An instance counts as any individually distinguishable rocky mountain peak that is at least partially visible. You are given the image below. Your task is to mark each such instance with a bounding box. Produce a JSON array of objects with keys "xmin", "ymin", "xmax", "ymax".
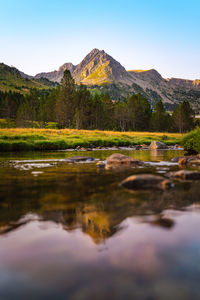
[{"xmin": 32, "ymin": 49, "xmax": 200, "ymax": 111}]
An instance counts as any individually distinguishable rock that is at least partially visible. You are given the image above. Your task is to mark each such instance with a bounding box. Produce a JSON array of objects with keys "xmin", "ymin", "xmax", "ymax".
[
  {"xmin": 172, "ymin": 156, "xmax": 200, "ymax": 165},
  {"xmin": 171, "ymin": 156, "xmax": 185, "ymax": 162},
  {"xmin": 178, "ymin": 157, "xmax": 188, "ymax": 166},
  {"xmin": 167, "ymin": 170, "xmax": 200, "ymax": 180},
  {"xmin": 135, "ymin": 145, "xmax": 142, "ymax": 150},
  {"xmin": 65, "ymin": 156, "xmax": 95, "ymax": 163},
  {"xmin": 188, "ymin": 159, "xmax": 200, "ymax": 165},
  {"xmin": 150, "ymin": 217, "xmax": 174, "ymax": 229},
  {"xmin": 174, "ymin": 144, "xmax": 182, "ymax": 149},
  {"xmin": 141, "ymin": 144, "xmax": 149, "ymax": 149},
  {"xmin": 96, "ymin": 161, "xmax": 106, "ymax": 168},
  {"xmin": 150, "ymin": 141, "xmax": 168, "ymax": 150},
  {"xmin": 120, "ymin": 174, "xmax": 172, "ymax": 190},
  {"xmin": 106, "ymin": 153, "xmax": 143, "ymax": 166}
]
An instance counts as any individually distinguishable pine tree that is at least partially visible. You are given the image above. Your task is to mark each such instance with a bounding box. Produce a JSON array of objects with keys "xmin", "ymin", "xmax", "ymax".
[
  {"xmin": 56, "ymin": 70, "xmax": 75, "ymax": 128},
  {"xmin": 73, "ymin": 84, "xmax": 91, "ymax": 129},
  {"xmin": 151, "ymin": 100, "xmax": 170, "ymax": 132},
  {"xmin": 172, "ymin": 101, "xmax": 194, "ymax": 133},
  {"xmin": 128, "ymin": 93, "xmax": 152, "ymax": 131}
]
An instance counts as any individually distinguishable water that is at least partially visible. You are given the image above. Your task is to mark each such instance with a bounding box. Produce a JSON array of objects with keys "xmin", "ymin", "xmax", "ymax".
[{"xmin": 1, "ymin": 149, "xmax": 200, "ymax": 299}]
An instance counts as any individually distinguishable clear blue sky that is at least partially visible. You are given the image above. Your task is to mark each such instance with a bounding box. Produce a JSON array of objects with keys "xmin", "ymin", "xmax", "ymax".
[{"xmin": 1, "ymin": 0, "xmax": 200, "ymax": 79}]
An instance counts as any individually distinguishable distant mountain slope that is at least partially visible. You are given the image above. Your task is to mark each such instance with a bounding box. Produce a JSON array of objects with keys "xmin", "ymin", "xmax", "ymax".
[
  {"xmin": 35, "ymin": 63, "xmax": 76, "ymax": 83},
  {"xmin": 127, "ymin": 69, "xmax": 200, "ymax": 110},
  {"xmin": 0, "ymin": 63, "xmax": 55, "ymax": 93}
]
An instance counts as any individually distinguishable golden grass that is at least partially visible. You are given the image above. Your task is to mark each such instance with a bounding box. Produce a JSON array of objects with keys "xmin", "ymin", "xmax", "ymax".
[
  {"xmin": 0, "ymin": 128, "xmax": 183, "ymax": 151},
  {"xmin": 0, "ymin": 128, "xmax": 182, "ymax": 137}
]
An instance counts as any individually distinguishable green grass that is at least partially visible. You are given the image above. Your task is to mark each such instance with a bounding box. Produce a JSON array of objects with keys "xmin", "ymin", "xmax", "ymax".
[{"xmin": 0, "ymin": 128, "xmax": 182, "ymax": 152}]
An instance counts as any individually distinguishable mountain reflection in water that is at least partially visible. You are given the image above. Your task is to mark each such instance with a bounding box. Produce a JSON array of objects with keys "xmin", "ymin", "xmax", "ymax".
[{"xmin": 1, "ymin": 150, "xmax": 200, "ymax": 299}]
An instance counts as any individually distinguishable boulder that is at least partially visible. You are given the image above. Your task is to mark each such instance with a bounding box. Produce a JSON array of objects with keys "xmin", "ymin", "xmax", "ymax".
[
  {"xmin": 65, "ymin": 156, "xmax": 95, "ymax": 163},
  {"xmin": 120, "ymin": 174, "xmax": 172, "ymax": 190},
  {"xmin": 150, "ymin": 217, "xmax": 174, "ymax": 229},
  {"xmin": 135, "ymin": 145, "xmax": 142, "ymax": 150},
  {"xmin": 96, "ymin": 161, "xmax": 106, "ymax": 168},
  {"xmin": 178, "ymin": 157, "xmax": 188, "ymax": 166},
  {"xmin": 141, "ymin": 144, "xmax": 149, "ymax": 149},
  {"xmin": 167, "ymin": 170, "xmax": 200, "ymax": 180},
  {"xmin": 188, "ymin": 159, "xmax": 200, "ymax": 165},
  {"xmin": 172, "ymin": 156, "xmax": 200, "ymax": 165},
  {"xmin": 106, "ymin": 153, "xmax": 143, "ymax": 166},
  {"xmin": 150, "ymin": 141, "xmax": 168, "ymax": 150},
  {"xmin": 171, "ymin": 156, "xmax": 185, "ymax": 162}
]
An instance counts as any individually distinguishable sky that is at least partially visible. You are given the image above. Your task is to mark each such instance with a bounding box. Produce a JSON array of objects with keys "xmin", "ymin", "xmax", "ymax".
[{"xmin": 1, "ymin": 0, "xmax": 200, "ymax": 79}]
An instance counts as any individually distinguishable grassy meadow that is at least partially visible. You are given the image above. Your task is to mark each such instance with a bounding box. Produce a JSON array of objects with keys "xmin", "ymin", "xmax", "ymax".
[{"xmin": 0, "ymin": 128, "xmax": 182, "ymax": 151}]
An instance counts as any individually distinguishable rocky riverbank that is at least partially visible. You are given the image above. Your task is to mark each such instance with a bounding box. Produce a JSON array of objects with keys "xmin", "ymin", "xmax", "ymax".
[{"xmin": 66, "ymin": 141, "xmax": 183, "ymax": 152}]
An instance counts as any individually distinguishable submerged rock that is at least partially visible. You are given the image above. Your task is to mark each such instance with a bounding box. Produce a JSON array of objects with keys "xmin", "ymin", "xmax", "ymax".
[
  {"xmin": 171, "ymin": 156, "xmax": 185, "ymax": 162},
  {"xmin": 65, "ymin": 156, "xmax": 95, "ymax": 163},
  {"xmin": 172, "ymin": 156, "xmax": 200, "ymax": 166},
  {"xmin": 187, "ymin": 158, "xmax": 200, "ymax": 166},
  {"xmin": 106, "ymin": 153, "xmax": 143, "ymax": 167},
  {"xmin": 135, "ymin": 145, "xmax": 142, "ymax": 150},
  {"xmin": 150, "ymin": 217, "xmax": 174, "ymax": 229},
  {"xmin": 140, "ymin": 144, "xmax": 149, "ymax": 149},
  {"xmin": 120, "ymin": 174, "xmax": 172, "ymax": 190},
  {"xmin": 96, "ymin": 161, "xmax": 106, "ymax": 168},
  {"xmin": 150, "ymin": 141, "xmax": 168, "ymax": 150},
  {"xmin": 167, "ymin": 170, "xmax": 200, "ymax": 180}
]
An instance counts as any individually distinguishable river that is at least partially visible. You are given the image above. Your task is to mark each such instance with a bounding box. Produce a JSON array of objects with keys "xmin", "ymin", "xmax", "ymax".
[{"xmin": 1, "ymin": 149, "xmax": 200, "ymax": 299}]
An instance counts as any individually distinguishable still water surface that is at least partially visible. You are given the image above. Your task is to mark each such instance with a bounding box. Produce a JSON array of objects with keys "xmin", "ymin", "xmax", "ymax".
[{"xmin": 1, "ymin": 150, "xmax": 200, "ymax": 299}]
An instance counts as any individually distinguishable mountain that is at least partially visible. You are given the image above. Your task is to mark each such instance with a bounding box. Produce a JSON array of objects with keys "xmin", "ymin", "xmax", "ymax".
[
  {"xmin": 0, "ymin": 63, "xmax": 57, "ymax": 93},
  {"xmin": 36, "ymin": 49, "xmax": 131, "ymax": 85},
  {"xmin": 35, "ymin": 49, "xmax": 200, "ymax": 110},
  {"xmin": 72, "ymin": 48, "xmax": 132, "ymax": 85},
  {"xmin": 35, "ymin": 62, "xmax": 76, "ymax": 83},
  {"xmin": 1, "ymin": 49, "xmax": 200, "ymax": 110},
  {"xmin": 127, "ymin": 69, "xmax": 200, "ymax": 110}
]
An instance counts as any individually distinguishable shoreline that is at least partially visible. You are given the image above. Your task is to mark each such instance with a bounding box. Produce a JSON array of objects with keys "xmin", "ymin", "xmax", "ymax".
[{"xmin": 0, "ymin": 128, "xmax": 182, "ymax": 152}]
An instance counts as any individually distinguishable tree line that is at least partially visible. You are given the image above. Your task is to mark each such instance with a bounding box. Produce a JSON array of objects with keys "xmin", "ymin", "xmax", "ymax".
[{"xmin": 0, "ymin": 70, "xmax": 196, "ymax": 133}]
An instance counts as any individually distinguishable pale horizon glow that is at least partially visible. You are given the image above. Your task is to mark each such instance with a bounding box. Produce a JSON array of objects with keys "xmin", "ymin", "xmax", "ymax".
[{"xmin": 1, "ymin": 0, "xmax": 200, "ymax": 80}]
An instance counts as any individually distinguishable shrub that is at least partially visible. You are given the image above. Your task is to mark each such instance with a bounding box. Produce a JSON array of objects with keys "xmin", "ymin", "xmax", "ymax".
[
  {"xmin": 181, "ymin": 128, "xmax": 200, "ymax": 153},
  {"xmin": 161, "ymin": 135, "xmax": 168, "ymax": 141},
  {"xmin": 34, "ymin": 140, "xmax": 67, "ymax": 150}
]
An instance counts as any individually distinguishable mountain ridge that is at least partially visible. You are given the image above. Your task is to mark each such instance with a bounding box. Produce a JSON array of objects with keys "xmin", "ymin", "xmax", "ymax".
[
  {"xmin": 0, "ymin": 63, "xmax": 57, "ymax": 93},
  {"xmin": 1, "ymin": 49, "xmax": 200, "ymax": 110}
]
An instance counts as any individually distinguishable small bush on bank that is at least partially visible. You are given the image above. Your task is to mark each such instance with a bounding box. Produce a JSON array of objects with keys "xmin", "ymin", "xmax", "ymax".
[{"xmin": 181, "ymin": 128, "xmax": 200, "ymax": 153}]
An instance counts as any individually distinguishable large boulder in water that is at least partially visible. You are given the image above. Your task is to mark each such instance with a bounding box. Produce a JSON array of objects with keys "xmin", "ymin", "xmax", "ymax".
[
  {"xmin": 150, "ymin": 141, "xmax": 168, "ymax": 150},
  {"xmin": 106, "ymin": 153, "xmax": 143, "ymax": 167},
  {"xmin": 121, "ymin": 174, "xmax": 172, "ymax": 190},
  {"xmin": 167, "ymin": 170, "xmax": 200, "ymax": 180}
]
